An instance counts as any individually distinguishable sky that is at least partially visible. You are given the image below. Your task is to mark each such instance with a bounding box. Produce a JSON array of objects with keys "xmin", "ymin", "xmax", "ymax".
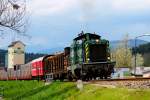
[{"xmin": 1, "ymin": 0, "xmax": 150, "ymax": 53}]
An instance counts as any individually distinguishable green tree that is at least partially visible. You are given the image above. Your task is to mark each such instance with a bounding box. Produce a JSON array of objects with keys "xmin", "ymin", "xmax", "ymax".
[
  {"xmin": 111, "ymin": 34, "xmax": 144, "ymax": 68},
  {"xmin": 111, "ymin": 34, "xmax": 132, "ymax": 68}
]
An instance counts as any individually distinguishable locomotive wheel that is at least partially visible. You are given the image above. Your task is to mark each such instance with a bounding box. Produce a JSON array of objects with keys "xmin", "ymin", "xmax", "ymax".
[
  {"xmin": 53, "ymin": 75, "xmax": 56, "ymax": 81},
  {"xmin": 67, "ymin": 71, "xmax": 73, "ymax": 81},
  {"xmin": 68, "ymin": 76, "xmax": 73, "ymax": 81},
  {"xmin": 104, "ymin": 76, "xmax": 107, "ymax": 79},
  {"xmin": 104, "ymin": 70, "xmax": 108, "ymax": 79},
  {"xmin": 82, "ymin": 76, "xmax": 86, "ymax": 81},
  {"xmin": 81, "ymin": 74, "xmax": 87, "ymax": 81},
  {"xmin": 74, "ymin": 68, "xmax": 81, "ymax": 80},
  {"xmin": 93, "ymin": 75, "xmax": 96, "ymax": 80},
  {"xmin": 60, "ymin": 74, "xmax": 64, "ymax": 82},
  {"xmin": 99, "ymin": 73, "xmax": 103, "ymax": 79},
  {"xmin": 100, "ymin": 76, "xmax": 103, "ymax": 79}
]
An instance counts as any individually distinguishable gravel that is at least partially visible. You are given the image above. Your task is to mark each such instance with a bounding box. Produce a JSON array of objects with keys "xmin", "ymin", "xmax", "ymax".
[{"xmin": 89, "ymin": 80, "xmax": 150, "ymax": 89}]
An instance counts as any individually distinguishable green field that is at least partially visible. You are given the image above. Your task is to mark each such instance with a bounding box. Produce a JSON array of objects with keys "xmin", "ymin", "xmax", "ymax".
[{"xmin": 0, "ymin": 80, "xmax": 150, "ymax": 100}]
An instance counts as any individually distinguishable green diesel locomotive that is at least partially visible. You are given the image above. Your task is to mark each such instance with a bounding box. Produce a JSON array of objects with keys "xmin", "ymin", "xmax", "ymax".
[{"xmin": 68, "ymin": 32, "xmax": 115, "ymax": 80}]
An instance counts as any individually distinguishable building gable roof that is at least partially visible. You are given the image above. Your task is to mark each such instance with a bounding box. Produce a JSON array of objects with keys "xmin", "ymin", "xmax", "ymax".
[{"xmin": 8, "ymin": 41, "xmax": 25, "ymax": 47}]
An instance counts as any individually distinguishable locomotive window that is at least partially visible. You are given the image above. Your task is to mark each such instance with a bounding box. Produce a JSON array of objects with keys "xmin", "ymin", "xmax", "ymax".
[
  {"xmin": 89, "ymin": 44, "xmax": 107, "ymax": 62},
  {"xmin": 76, "ymin": 40, "xmax": 82, "ymax": 44}
]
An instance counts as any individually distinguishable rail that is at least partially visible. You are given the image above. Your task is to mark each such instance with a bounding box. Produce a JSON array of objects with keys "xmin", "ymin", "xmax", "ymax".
[{"xmin": 89, "ymin": 77, "xmax": 150, "ymax": 82}]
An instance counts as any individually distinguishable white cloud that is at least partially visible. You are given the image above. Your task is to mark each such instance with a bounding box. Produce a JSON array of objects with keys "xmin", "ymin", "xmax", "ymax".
[
  {"xmin": 27, "ymin": 0, "xmax": 150, "ymax": 17},
  {"xmin": 27, "ymin": 0, "xmax": 77, "ymax": 16},
  {"xmin": 111, "ymin": 0, "xmax": 150, "ymax": 12},
  {"xmin": 24, "ymin": 0, "xmax": 150, "ymax": 51},
  {"xmin": 78, "ymin": 0, "xmax": 150, "ymax": 13}
]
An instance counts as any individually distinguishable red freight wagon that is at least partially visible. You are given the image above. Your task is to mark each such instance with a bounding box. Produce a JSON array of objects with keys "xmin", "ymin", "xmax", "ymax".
[
  {"xmin": 31, "ymin": 57, "xmax": 44, "ymax": 77},
  {"xmin": 31, "ymin": 55, "xmax": 53, "ymax": 80}
]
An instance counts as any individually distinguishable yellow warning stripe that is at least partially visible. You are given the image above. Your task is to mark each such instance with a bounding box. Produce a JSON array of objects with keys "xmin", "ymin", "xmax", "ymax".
[
  {"xmin": 85, "ymin": 44, "xmax": 88, "ymax": 48},
  {"xmin": 85, "ymin": 43, "xmax": 89, "ymax": 63}
]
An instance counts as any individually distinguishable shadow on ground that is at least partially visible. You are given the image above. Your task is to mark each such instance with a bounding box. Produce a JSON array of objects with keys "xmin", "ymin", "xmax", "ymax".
[
  {"xmin": 12, "ymin": 85, "xmax": 50, "ymax": 100},
  {"xmin": 40, "ymin": 85, "xmax": 76, "ymax": 100}
]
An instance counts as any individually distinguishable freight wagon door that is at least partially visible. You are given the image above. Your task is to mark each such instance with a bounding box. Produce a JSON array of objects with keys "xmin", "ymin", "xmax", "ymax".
[{"xmin": 89, "ymin": 44, "xmax": 107, "ymax": 62}]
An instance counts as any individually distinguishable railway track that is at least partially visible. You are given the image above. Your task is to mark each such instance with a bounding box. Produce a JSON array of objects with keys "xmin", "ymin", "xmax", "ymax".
[
  {"xmin": 87, "ymin": 77, "xmax": 150, "ymax": 89},
  {"xmin": 89, "ymin": 77, "xmax": 150, "ymax": 82}
]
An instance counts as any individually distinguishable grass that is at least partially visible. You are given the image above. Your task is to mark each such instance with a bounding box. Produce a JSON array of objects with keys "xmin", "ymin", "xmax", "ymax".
[
  {"xmin": 0, "ymin": 80, "xmax": 150, "ymax": 100},
  {"xmin": 124, "ymin": 71, "xmax": 131, "ymax": 76}
]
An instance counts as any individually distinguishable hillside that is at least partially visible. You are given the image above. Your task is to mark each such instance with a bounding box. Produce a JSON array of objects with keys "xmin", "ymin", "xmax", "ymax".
[
  {"xmin": 134, "ymin": 42, "xmax": 150, "ymax": 54},
  {"xmin": 133, "ymin": 43, "xmax": 150, "ymax": 66},
  {"xmin": 110, "ymin": 39, "xmax": 148, "ymax": 49},
  {"xmin": 35, "ymin": 39, "xmax": 148, "ymax": 54}
]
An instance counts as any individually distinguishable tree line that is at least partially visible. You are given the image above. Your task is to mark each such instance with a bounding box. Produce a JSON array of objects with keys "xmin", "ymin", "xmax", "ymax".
[
  {"xmin": 111, "ymin": 34, "xmax": 150, "ymax": 68},
  {"xmin": 0, "ymin": 49, "xmax": 47, "ymax": 67},
  {"xmin": 132, "ymin": 43, "xmax": 150, "ymax": 66}
]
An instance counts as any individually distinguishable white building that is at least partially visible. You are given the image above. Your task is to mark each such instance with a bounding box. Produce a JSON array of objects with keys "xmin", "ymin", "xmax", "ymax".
[
  {"xmin": 143, "ymin": 71, "xmax": 150, "ymax": 77},
  {"xmin": 131, "ymin": 67, "xmax": 150, "ymax": 77},
  {"xmin": 112, "ymin": 67, "xmax": 130, "ymax": 78},
  {"xmin": 8, "ymin": 41, "xmax": 25, "ymax": 68}
]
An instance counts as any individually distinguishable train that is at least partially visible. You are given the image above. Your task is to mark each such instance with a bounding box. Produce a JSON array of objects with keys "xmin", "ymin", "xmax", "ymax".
[{"xmin": 0, "ymin": 32, "xmax": 115, "ymax": 81}]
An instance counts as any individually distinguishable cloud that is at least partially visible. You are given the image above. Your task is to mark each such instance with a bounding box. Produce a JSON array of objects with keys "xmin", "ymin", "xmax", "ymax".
[
  {"xmin": 24, "ymin": 36, "xmax": 49, "ymax": 48},
  {"xmin": 78, "ymin": 0, "xmax": 150, "ymax": 15},
  {"xmin": 27, "ymin": 0, "xmax": 150, "ymax": 19},
  {"xmin": 23, "ymin": 0, "xmax": 150, "ymax": 52},
  {"xmin": 27, "ymin": 0, "xmax": 77, "ymax": 16},
  {"xmin": 111, "ymin": 0, "xmax": 150, "ymax": 12},
  {"xmin": 75, "ymin": 0, "xmax": 150, "ymax": 24}
]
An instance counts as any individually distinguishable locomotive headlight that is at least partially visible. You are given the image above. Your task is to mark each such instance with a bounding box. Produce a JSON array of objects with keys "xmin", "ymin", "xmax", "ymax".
[
  {"xmin": 107, "ymin": 57, "xmax": 110, "ymax": 60},
  {"xmin": 96, "ymin": 39, "xmax": 99, "ymax": 43}
]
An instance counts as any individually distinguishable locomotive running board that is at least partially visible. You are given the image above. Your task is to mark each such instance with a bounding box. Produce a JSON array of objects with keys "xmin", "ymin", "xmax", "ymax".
[{"xmin": 83, "ymin": 61, "xmax": 116, "ymax": 65}]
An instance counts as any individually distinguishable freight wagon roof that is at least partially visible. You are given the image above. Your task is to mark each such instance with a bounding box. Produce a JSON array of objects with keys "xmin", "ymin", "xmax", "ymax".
[
  {"xmin": 31, "ymin": 57, "xmax": 44, "ymax": 63},
  {"xmin": 31, "ymin": 55, "xmax": 53, "ymax": 63}
]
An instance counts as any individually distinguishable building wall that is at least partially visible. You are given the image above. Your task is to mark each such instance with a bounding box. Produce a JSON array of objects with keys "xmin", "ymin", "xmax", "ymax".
[
  {"xmin": 13, "ymin": 42, "xmax": 25, "ymax": 65},
  {"xmin": 8, "ymin": 47, "xmax": 14, "ymax": 68},
  {"xmin": 8, "ymin": 42, "xmax": 25, "ymax": 68},
  {"xmin": 5, "ymin": 53, "xmax": 8, "ymax": 67}
]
